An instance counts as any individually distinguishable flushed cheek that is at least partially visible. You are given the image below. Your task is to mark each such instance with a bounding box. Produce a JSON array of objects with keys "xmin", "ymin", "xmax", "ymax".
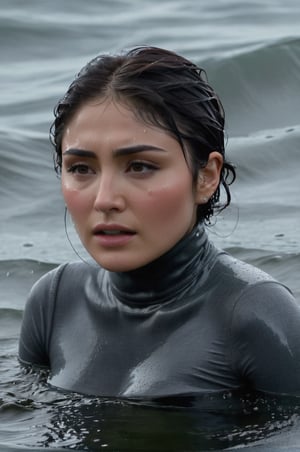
[
  {"xmin": 62, "ymin": 185, "xmax": 92, "ymax": 221},
  {"xmin": 145, "ymin": 183, "xmax": 195, "ymax": 225}
]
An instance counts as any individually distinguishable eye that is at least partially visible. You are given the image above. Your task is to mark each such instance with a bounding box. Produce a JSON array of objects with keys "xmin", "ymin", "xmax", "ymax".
[
  {"xmin": 67, "ymin": 164, "xmax": 93, "ymax": 175},
  {"xmin": 128, "ymin": 161, "xmax": 158, "ymax": 173}
]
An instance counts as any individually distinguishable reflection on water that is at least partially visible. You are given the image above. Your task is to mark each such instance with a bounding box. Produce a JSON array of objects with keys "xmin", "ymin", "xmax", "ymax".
[{"xmin": 1, "ymin": 364, "xmax": 300, "ymax": 451}]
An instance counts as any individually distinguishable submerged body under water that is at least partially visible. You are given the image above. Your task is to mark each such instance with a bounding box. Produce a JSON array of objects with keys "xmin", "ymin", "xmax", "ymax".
[
  {"xmin": 1, "ymin": 254, "xmax": 300, "ymax": 451},
  {"xmin": 2, "ymin": 363, "xmax": 300, "ymax": 451}
]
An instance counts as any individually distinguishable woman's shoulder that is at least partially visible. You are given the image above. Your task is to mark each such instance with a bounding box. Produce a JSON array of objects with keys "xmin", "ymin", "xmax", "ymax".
[
  {"xmin": 29, "ymin": 260, "xmax": 104, "ymax": 301},
  {"xmin": 210, "ymin": 248, "xmax": 296, "ymax": 307},
  {"xmin": 212, "ymin": 249, "xmax": 297, "ymax": 316},
  {"xmin": 215, "ymin": 249, "xmax": 276, "ymax": 286}
]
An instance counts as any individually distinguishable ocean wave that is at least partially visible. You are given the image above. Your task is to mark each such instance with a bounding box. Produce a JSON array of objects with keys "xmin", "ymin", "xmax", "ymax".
[
  {"xmin": 0, "ymin": 259, "xmax": 57, "ymax": 274},
  {"xmin": 1, "ymin": 0, "xmax": 299, "ymax": 291},
  {"xmin": 207, "ymin": 37, "xmax": 300, "ymax": 136},
  {"xmin": 227, "ymin": 124, "xmax": 300, "ymax": 183},
  {"xmin": 1, "ymin": 260, "xmax": 58, "ymax": 312}
]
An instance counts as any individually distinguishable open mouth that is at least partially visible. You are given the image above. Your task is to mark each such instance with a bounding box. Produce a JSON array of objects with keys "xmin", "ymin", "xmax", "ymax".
[
  {"xmin": 99, "ymin": 230, "xmax": 135, "ymax": 236},
  {"xmin": 94, "ymin": 229, "xmax": 136, "ymax": 236},
  {"xmin": 93, "ymin": 227, "xmax": 136, "ymax": 246}
]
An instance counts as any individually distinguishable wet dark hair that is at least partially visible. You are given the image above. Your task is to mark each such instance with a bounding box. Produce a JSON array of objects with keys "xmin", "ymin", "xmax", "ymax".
[{"xmin": 50, "ymin": 46, "xmax": 235, "ymax": 223}]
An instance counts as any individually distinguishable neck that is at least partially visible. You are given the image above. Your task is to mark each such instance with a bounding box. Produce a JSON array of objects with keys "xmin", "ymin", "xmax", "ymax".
[{"xmin": 109, "ymin": 224, "xmax": 212, "ymax": 306}]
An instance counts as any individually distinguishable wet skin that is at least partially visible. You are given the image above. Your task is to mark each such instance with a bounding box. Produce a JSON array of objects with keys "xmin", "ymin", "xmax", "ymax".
[{"xmin": 61, "ymin": 99, "xmax": 222, "ymax": 272}]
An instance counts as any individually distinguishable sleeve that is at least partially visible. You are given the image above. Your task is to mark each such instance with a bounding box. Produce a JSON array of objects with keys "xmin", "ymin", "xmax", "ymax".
[
  {"xmin": 18, "ymin": 264, "xmax": 66, "ymax": 368},
  {"xmin": 230, "ymin": 282, "xmax": 300, "ymax": 395}
]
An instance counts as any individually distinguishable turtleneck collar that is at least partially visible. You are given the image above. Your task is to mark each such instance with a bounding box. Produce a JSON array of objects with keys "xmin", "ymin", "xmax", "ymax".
[{"xmin": 109, "ymin": 224, "xmax": 213, "ymax": 307}]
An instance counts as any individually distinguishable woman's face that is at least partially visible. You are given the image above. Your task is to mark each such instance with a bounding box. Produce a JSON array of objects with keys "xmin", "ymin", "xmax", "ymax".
[{"xmin": 61, "ymin": 100, "xmax": 202, "ymax": 272}]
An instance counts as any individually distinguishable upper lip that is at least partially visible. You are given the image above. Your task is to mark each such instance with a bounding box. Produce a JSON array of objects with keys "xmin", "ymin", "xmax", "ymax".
[{"xmin": 92, "ymin": 223, "xmax": 136, "ymax": 234}]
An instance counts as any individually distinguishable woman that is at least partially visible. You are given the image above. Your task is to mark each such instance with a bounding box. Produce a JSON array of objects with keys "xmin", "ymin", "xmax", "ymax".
[{"xmin": 19, "ymin": 46, "xmax": 300, "ymax": 397}]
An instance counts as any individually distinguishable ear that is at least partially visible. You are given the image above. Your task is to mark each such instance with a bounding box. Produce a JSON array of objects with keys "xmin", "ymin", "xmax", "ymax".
[{"xmin": 195, "ymin": 151, "xmax": 223, "ymax": 204}]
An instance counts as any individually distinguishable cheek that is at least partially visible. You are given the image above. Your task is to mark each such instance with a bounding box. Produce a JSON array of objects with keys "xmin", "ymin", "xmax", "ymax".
[
  {"xmin": 62, "ymin": 184, "xmax": 91, "ymax": 217},
  {"xmin": 145, "ymin": 180, "xmax": 194, "ymax": 219}
]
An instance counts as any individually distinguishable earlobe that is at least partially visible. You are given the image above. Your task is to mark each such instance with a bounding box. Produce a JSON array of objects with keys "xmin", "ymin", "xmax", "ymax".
[{"xmin": 195, "ymin": 152, "xmax": 223, "ymax": 204}]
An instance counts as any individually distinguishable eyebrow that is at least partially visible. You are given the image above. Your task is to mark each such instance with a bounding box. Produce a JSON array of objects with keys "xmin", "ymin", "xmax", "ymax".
[{"xmin": 62, "ymin": 144, "xmax": 167, "ymax": 158}]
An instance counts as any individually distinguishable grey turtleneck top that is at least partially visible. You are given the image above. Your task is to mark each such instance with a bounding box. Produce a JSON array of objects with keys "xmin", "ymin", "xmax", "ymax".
[{"xmin": 19, "ymin": 226, "xmax": 300, "ymax": 397}]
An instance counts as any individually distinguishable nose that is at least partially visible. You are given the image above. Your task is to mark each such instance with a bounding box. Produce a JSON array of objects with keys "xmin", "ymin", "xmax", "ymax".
[{"xmin": 93, "ymin": 173, "xmax": 126, "ymax": 213}]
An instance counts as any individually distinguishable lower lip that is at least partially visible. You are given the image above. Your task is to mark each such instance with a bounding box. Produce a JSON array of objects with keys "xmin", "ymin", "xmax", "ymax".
[{"xmin": 93, "ymin": 232, "xmax": 135, "ymax": 247}]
